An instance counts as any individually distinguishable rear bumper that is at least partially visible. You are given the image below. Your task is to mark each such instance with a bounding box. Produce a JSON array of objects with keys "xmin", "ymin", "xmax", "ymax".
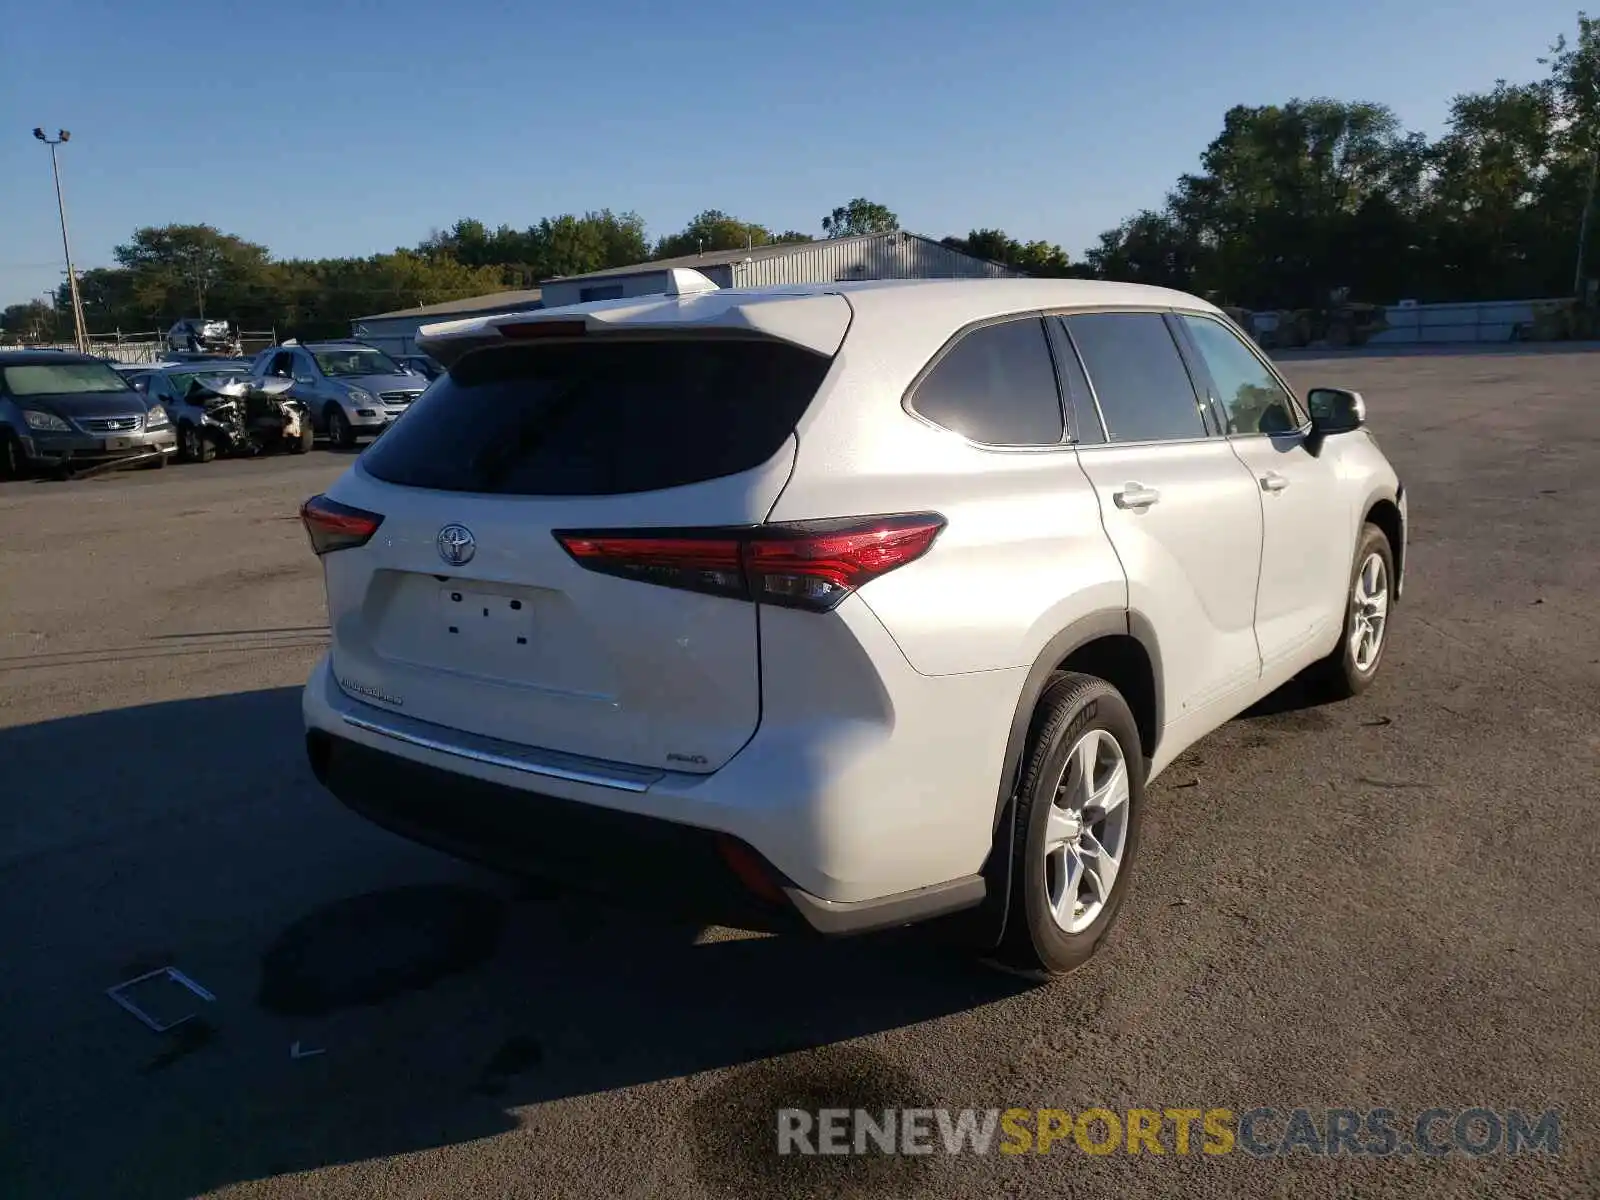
[
  {"xmin": 301, "ymin": 644, "xmax": 1004, "ymax": 935},
  {"xmin": 307, "ymin": 727, "xmax": 983, "ymax": 936}
]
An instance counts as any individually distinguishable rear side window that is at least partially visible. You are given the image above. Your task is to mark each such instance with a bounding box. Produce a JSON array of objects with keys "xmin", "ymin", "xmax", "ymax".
[
  {"xmin": 1064, "ymin": 313, "xmax": 1208, "ymax": 443},
  {"xmin": 909, "ymin": 317, "xmax": 1064, "ymax": 446},
  {"xmin": 360, "ymin": 339, "xmax": 832, "ymax": 496}
]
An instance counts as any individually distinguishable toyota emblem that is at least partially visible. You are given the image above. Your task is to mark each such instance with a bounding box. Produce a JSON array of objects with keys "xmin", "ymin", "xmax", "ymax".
[{"xmin": 437, "ymin": 524, "xmax": 476, "ymax": 566}]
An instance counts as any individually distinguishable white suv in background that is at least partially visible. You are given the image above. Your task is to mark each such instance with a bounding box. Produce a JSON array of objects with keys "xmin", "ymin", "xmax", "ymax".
[{"xmin": 299, "ymin": 278, "xmax": 1406, "ymax": 977}]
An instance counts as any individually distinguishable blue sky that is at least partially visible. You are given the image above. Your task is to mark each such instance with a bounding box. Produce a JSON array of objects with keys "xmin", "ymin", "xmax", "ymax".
[{"xmin": 0, "ymin": 0, "xmax": 1582, "ymax": 309}]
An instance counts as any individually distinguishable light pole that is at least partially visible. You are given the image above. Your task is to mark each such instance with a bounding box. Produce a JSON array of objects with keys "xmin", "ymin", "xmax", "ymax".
[
  {"xmin": 32, "ymin": 127, "xmax": 89, "ymax": 353},
  {"xmin": 1575, "ymin": 140, "xmax": 1600, "ymax": 300}
]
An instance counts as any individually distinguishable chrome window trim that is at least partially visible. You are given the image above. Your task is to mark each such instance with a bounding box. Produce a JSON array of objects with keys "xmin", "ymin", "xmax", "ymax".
[
  {"xmin": 1177, "ymin": 311, "xmax": 1314, "ymax": 436},
  {"xmin": 902, "ymin": 311, "xmax": 1076, "ymax": 450},
  {"xmin": 340, "ymin": 708, "xmax": 663, "ymax": 793},
  {"xmin": 1050, "ymin": 307, "xmax": 1216, "ymax": 447}
]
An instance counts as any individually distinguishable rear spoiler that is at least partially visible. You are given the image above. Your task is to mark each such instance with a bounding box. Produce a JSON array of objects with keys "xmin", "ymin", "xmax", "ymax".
[{"xmin": 416, "ymin": 278, "xmax": 851, "ymax": 367}]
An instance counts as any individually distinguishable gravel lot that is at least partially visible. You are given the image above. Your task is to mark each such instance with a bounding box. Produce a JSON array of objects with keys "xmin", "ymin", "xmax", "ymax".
[{"xmin": 2, "ymin": 346, "xmax": 1597, "ymax": 1199}]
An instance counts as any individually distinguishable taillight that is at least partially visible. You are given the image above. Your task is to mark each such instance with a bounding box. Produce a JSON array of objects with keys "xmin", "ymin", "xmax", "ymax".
[
  {"xmin": 554, "ymin": 514, "xmax": 945, "ymax": 612},
  {"xmin": 557, "ymin": 534, "xmax": 746, "ymax": 599},
  {"xmin": 300, "ymin": 494, "xmax": 384, "ymax": 555}
]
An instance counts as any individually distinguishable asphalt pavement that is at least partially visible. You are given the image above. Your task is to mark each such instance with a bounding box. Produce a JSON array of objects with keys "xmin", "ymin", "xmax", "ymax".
[{"xmin": 1, "ymin": 347, "xmax": 1597, "ymax": 1198}]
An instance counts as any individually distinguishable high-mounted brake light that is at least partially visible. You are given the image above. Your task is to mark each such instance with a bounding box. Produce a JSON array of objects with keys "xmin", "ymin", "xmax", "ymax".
[
  {"xmin": 300, "ymin": 494, "xmax": 384, "ymax": 556},
  {"xmin": 497, "ymin": 320, "xmax": 588, "ymax": 340},
  {"xmin": 555, "ymin": 514, "xmax": 945, "ymax": 612}
]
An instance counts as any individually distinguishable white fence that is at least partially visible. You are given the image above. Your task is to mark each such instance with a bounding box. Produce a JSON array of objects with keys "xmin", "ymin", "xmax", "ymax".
[
  {"xmin": 16, "ymin": 335, "xmax": 167, "ymax": 363},
  {"xmin": 1368, "ymin": 298, "xmax": 1566, "ymax": 345},
  {"xmin": 12, "ymin": 327, "xmax": 277, "ymax": 363}
]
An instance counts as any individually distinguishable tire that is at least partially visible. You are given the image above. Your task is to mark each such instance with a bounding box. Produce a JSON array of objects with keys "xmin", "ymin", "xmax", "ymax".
[
  {"xmin": 1306, "ymin": 522, "xmax": 1395, "ymax": 700},
  {"xmin": 991, "ymin": 672, "xmax": 1147, "ymax": 978},
  {"xmin": 327, "ymin": 406, "xmax": 357, "ymax": 451},
  {"xmin": 193, "ymin": 428, "xmax": 218, "ymax": 464},
  {"xmin": 176, "ymin": 423, "xmax": 199, "ymax": 464},
  {"xmin": 0, "ymin": 431, "xmax": 26, "ymax": 480},
  {"xmin": 289, "ymin": 422, "xmax": 315, "ymax": 454}
]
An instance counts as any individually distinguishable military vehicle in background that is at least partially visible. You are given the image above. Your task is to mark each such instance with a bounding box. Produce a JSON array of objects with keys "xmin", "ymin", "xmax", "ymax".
[{"xmin": 1251, "ymin": 289, "xmax": 1388, "ymax": 349}]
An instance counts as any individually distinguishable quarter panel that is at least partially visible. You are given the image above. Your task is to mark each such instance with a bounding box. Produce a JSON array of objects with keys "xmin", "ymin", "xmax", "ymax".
[{"xmin": 776, "ymin": 438, "xmax": 1126, "ymax": 677}]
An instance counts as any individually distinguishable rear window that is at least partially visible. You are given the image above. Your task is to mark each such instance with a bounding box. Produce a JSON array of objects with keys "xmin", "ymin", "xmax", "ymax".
[{"xmin": 360, "ymin": 339, "xmax": 833, "ymax": 496}]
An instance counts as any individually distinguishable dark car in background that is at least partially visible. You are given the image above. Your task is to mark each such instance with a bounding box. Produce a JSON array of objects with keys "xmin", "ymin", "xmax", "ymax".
[
  {"xmin": 395, "ymin": 353, "xmax": 444, "ymax": 381},
  {"xmin": 0, "ymin": 350, "xmax": 175, "ymax": 478}
]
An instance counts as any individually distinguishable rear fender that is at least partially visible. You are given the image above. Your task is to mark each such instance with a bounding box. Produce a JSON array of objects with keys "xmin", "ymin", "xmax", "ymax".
[{"xmin": 950, "ymin": 610, "xmax": 1162, "ymax": 951}]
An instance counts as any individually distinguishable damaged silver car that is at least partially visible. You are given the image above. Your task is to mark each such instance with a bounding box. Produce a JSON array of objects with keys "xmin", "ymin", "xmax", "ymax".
[{"xmin": 133, "ymin": 363, "xmax": 315, "ymax": 462}]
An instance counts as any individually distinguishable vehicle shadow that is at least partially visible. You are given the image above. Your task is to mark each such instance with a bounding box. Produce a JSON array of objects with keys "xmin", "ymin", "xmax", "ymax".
[
  {"xmin": 1236, "ymin": 674, "xmax": 1324, "ymax": 719},
  {"xmin": 0, "ymin": 687, "xmax": 1029, "ymax": 1200}
]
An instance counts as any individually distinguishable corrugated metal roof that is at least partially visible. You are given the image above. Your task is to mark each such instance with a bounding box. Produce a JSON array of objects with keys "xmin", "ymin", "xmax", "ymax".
[
  {"xmin": 540, "ymin": 232, "xmax": 1013, "ymax": 284},
  {"xmin": 732, "ymin": 236, "xmax": 1015, "ymax": 287},
  {"xmin": 356, "ymin": 288, "xmax": 543, "ymax": 322}
]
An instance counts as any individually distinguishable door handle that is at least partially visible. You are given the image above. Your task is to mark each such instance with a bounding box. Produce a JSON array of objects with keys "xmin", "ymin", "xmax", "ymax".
[
  {"xmin": 1114, "ymin": 483, "xmax": 1161, "ymax": 510},
  {"xmin": 1260, "ymin": 472, "xmax": 1290, "ymax": 493}
]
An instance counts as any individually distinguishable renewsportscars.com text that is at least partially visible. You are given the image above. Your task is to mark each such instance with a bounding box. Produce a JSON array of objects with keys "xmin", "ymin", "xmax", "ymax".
[{"xmin": 776, "ymin": 1106, "xmax": 1561, "ymax": 1158}]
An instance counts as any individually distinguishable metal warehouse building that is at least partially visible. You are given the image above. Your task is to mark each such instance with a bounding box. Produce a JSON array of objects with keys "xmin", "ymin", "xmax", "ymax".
[
  {"xmin": 537, "ymin": 231, "xmax": 1019, "ymax": 308},
  {"xmin": 351, "ymin": 288, "xmax": 544, "ymax": 355}
]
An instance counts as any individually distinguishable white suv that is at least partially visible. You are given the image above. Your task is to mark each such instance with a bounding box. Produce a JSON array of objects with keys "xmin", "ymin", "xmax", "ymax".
[{"xmin": 299, "ymin": 278, "xmax": 1406, "ymax": 976}]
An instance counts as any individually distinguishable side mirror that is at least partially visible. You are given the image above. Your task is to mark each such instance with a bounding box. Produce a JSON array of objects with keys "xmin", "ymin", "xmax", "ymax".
[{"xmin": 1307, "ymin": 387, "xmax": 1366, "ymax": 435}]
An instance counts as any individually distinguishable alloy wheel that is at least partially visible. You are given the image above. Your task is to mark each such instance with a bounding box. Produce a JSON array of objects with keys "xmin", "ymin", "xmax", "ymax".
[
  {"xmin": 1350, "ymin": 552, "xmax": 1389, "ymax": 672},
  {"xmin": 1043, "ymin": 728, "xmax": 1132, "ymax": 934}
]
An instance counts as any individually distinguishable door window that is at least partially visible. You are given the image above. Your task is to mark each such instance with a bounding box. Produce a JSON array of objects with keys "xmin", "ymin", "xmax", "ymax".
[
  {"xmin": 908, "ymin": 316, "xmax": 1065, "ymax": 446},
  {"xmin": 1179, "ymin": 314, "xmax": 1301, "ymax": 435},
  {"xmin": 1063, "ymin": 313, "xmax": 1208, "ymax": 443}
]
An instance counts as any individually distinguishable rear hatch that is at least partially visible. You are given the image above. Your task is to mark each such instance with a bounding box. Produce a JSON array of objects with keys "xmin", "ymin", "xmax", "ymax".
[{"xmin": 314, "ymin": 319, "xmax": 842, "ymax": 773}]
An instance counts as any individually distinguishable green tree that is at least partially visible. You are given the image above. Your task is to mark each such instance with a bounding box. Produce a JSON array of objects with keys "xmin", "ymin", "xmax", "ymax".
[
  {"xmin": 1085, "ymin": 210, "xmax": 1205, "ymax": 290},
  {"xmin": 1424, "ymin": 82, "xmax": 1558, "ymax": 297},
  {"xmin": 942, "ymin": 229, "xmax": 1075, "ymax": 276},
  {"xmin": 1, "ymin": 300, "xmax": 59, "ymax": 342},
  {"xmin": 1539, "ymin": 11, "xmax": 1600, "ymax": 289},
  {"xmin": 822, "ymin": 198, "xmax": 899, "ymax": 238},
  {"xmin": 278, "ymin": 251, "xmax": 505, "ymax": 337},
  {"xmin": 112, "ymin": 224, "xmax": 275, "ymax": 321},
  {"xmin": 422, "ymin": 211, "xmax": 648, "ymax": 283},
  {"xmin": 654, "ymin": 210, "xmax": 773, "ymax": 259}
]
